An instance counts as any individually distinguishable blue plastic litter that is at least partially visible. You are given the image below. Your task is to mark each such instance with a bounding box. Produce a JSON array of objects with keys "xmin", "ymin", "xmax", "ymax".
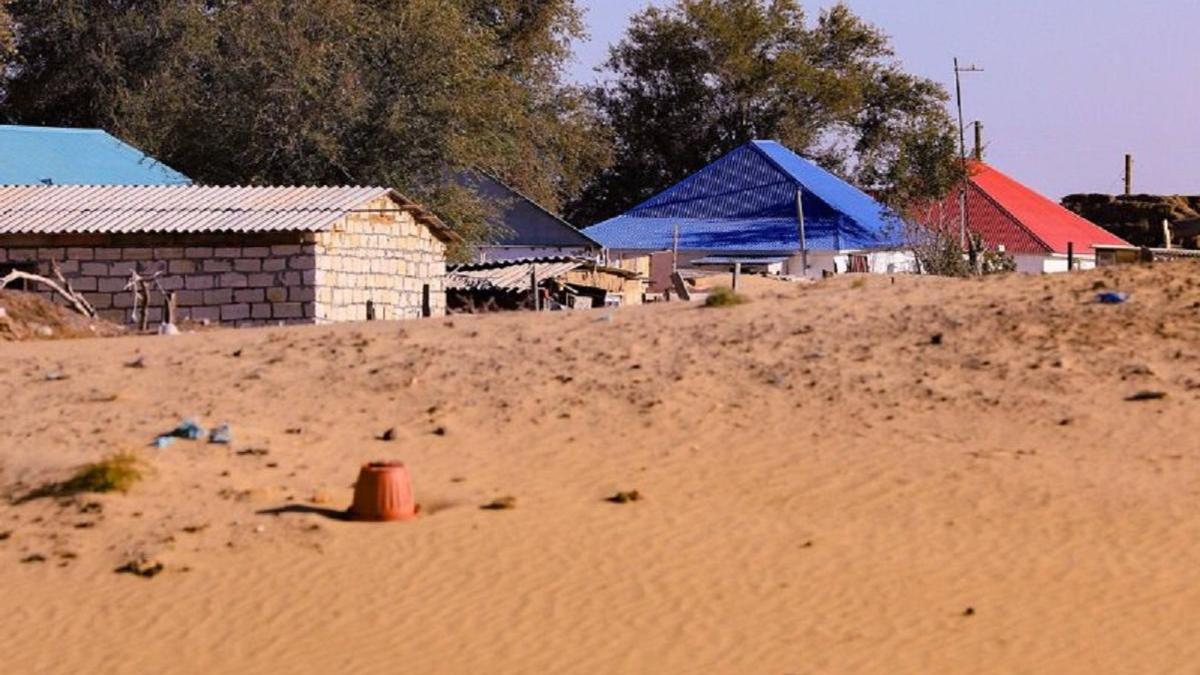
[
  {"xmin": 152, "ymin": 418, "xmax": 205, "ymax": 447},
  {"xmin": 1097, "ymin": 292, "xmax": 1129, "ymax": 304},
  {"xmin": 209, "ymin": 423, "xmax": 232, "ymax": 445}
]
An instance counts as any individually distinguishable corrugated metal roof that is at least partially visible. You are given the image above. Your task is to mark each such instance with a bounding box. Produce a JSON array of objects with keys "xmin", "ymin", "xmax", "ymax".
[
  {"xmin": 927, "ymin": 162, "xmax": 1130, "ymax": 255},
  {"xmin": 0, "ymin": 185, "xmax": 457, "ymax": 239},
  {"xmin": 448, "ymin": 256, "xmax": 584, "ymax": 291},
  {"xmin": 0, "ymin": 125, "xmax": 192, "ymax": 186},
  {"xmin": 584, "ymin": 141, "xmax": 904, "ymax": 253}
]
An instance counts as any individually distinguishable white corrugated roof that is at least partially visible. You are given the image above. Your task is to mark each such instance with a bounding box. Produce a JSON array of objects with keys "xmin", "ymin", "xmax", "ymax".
[{"xmin": 0, "ymin": 185, "xmax": 456, "ymax": 238}]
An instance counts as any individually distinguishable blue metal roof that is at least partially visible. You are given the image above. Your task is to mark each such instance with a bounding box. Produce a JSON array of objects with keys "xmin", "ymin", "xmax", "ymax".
[
  {"xmin": 0, "ymin": 125, "xmax": 191, "ymax": 186},
  {"xmin": 584, "ymin": 140, "xmax": 903, "ymax": 252}
]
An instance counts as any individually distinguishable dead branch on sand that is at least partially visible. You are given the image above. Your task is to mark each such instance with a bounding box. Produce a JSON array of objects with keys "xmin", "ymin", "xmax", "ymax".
[{"xmin": 0, "ymin": 261, "xmax": 97, "ymax": 318}]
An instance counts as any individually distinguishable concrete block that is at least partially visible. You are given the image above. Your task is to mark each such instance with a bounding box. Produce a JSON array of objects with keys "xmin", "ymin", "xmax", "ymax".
[
  {"xmin": 185, "ymin": 275, "xmax": 215, "ymax": 290},
  {"xmin": 37, "ymin": 247, "xmax": 66, "ymax": 260},
  {"xmin": 273, "ymin": 302, "xmax": 303, "ymax": 319},
  {"xmin": 220, "ymin": 303, "xmax": 251, "ymax": 321},
  {"xmin": 262, "ymin": 257, "xmax": 287, "ymax": 272},
  {"xmin": 122, "ymin": 248, "xmax": 154, "ymax": 260},
  {"xmin": 265, "ymin": 287, "xmax": 287, "ymax": 303},
  {"xmin": 176, "ymin": 290, "xmax": 204, "ymax": 306},
  {"xmin": 169, "ymin": 260, "xmax": 196, "ymax": 274},
  {"xmin": 288, "ymin": 255, "xmax": 316, "ymax": 270},
  {"xmin": 191, "ymin": 306, "xmax": 220, "ymax": 321},
  {"xmin": 251, "ymin": 303, "xmax": 272, "ymax": 319},
  {"xmin": 204, "ymin": 289, "xmax": 234, "ymax": 305},
  {"xmin": 154, "ymin": 247, "xmax": 185, "ymax": 259},
  {"xmin": 66, "ymin": 247, "xmax": 94, "ymax": 261},
  {"xmin": 271, "ymin": 245, "xmax": 302, "ymax": 256},
  {"xmin": 219, "ymin": 272, "xmax": 248, "ymax": 288},
  {"xmin": 288, "ymin": 287, "xmax": 315, "ymax": 303},
  {"xmin": 203, "ymin": 259, "xmax": 233, "ymax": 272},
  {"xmin": 248, "ymin": 273, "xmax": 275, "ymax": 288},
  {"xmin": 185, "ymin": 247, "xmax": 214, "ymax": 259},
  {"xmin": 80, "ymin": 262, "xmax": 108, "ymax": 276},
  {"xmin": 235, "ymin": 289, "xmax": 264, "ymax": 303},
  {"xmin": 214, "ymin": 247, "xmax": 242, "ymax": 258},
  {"xmin": 234, "ymin": 258, "xmax": 262, "ymax": 272},
  {"xmin": 8, "ymin": 249, "xmax": 36, "ymax": 262},
  {"xmin": 98, "ymin": 277, "xmax": 127, "ymax": 293},
  {"xmin": 73, "ymin": 277, "xmax": 97, "ymax": 292},
  {"xmin": 242, "ymin": 246, "xmax": 271, "ymax": 258}
]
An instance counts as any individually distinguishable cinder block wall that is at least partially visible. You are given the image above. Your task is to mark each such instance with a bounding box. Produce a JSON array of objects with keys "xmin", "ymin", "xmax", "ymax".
[
  {"xmin": 313, "ymin": 197, "xmax": 447, "ymax": 322},
  {"xmin": 0, "ymin": 203, "xmax": 449, "ymax": 327},
  {"xmin": 0, "ymin": 233, "xmax": 318, "ymax": 326}
]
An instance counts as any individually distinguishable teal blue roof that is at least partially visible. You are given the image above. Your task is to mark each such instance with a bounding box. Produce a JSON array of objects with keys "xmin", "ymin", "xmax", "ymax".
[{"xmin": 0, "ymin": 125, "xmax": 191, "ymax": 186}]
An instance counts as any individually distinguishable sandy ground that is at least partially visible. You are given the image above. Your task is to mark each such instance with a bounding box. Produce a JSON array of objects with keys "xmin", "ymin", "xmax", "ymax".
[{"xmin": 3, "ymin": 263, "xmax": 1200, "ymax": 674}]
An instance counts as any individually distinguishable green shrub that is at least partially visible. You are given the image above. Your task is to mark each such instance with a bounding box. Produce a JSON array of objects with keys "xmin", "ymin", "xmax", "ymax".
[
  {"xmin": 704, "ymin": 286, "xmax": 748, "ymax": 308},
  {"xmin": 62, "ymin": 453, "xmax": 144, "ymax": 494}
]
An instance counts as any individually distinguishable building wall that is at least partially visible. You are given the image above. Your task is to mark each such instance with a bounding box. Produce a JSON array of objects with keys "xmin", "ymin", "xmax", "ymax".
[
  {"xmin": 0, "ymin": 202, "xmax": 449, "ymax": 326},
  {"xmin": 313, "ymin": 197, "xmax": 447, "ymax": 322}
]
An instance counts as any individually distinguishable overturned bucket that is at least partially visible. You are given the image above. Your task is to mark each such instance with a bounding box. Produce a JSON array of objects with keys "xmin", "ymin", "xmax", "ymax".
[{"xmin": 350, "ymin": 462, "xmax": 417, "ymax": 521}]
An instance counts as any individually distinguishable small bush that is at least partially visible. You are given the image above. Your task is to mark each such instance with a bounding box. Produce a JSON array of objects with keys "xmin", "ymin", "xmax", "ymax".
[
  {"xmin": 704, "ymin": 287, "xmax": 748, "ymax": 308},
  {"xmin": 63, "ymin": 453, "xmax": 143, "ymax": 494}
]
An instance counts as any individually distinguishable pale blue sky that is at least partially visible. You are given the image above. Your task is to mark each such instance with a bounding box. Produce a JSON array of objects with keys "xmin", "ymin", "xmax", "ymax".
[{"xmin": 572, "ymin": 0, "xmax": 1200, "ymax": 200}]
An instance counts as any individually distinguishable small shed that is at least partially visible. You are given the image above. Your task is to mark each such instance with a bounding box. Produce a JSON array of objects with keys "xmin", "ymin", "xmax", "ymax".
[
  {"xmin": 446, "ymin": 256, "xmax": 644, "ymax": 312},
  {"xmin": 0, "ymin": 125, "xmax": 191, "ymax": 186},
  {"xmin": 0, "ymin": 185, "xmax": 457, "ymax": 326}
]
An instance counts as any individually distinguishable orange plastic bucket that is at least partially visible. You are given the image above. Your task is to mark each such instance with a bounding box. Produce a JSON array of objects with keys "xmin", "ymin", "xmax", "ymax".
[{"xmin": 350, "ymin": 462, "xmax": 417, "ymax": 521}]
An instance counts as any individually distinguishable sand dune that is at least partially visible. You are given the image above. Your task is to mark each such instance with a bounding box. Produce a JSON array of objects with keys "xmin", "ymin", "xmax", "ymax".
[{"xmin": 3, "ymin": 263, "xmax": 1200, "ymax": 674}]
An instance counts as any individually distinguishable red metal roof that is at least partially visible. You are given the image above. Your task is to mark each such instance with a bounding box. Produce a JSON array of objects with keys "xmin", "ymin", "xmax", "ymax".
[{"xmin": 963, "ymin": 162, "xmax": 1128, "ymax": 255}]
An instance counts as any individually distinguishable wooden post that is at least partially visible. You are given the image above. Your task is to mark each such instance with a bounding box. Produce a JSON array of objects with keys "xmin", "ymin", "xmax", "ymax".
[
  {"xmin": 530, "ymin": 267, "xmax": 540, "ymax": 311},
  {"xmin": 421, "ymin": 284, "xmax": 431, "ymax": 318},
  {"xmin": 973, "ymin": 121, "xmax": 983, "ymax": 161},
  {"xmin": 1067, "ymin": 241, "xmax": 1075, "ymax": 271},
  {"xmin": 164, "ymin": 291, "xmax": 177, "ymax": 326},
  {"xmin": 1124, "ymin": 154, "xmax": 1133, "ymax": 196},
  {"xmin": 732, "ymin": 261, "xmax": 742, "ymax": 292}
]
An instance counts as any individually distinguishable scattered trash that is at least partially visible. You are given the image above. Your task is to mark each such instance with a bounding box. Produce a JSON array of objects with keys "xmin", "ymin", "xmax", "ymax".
[
  {"xmin": 158, "ymin": 323, "xmax": 179, "ymax": 336},
  {"xmin": 377, "ymin": 428, "xmax": 397, "ymax": 442},
  {"xmin": 1097, "ymin": 292, "xmax": 1129, "ymax": 304},
  {"xmin": 152, "ymin": 418, "xmax": 205, "ymax": 447},
  {"xmin": 480, "ymin": 496, "xmax": 516, "ymax": 511},
  {"xmin": 231, "ymin": 348, "xmax": 242, "ymax": 357},
  {"xmin": 44, "ymin": 371, "xmax": 68, "ymax": 382},
  {"xmin": 209, "ymin": 423, "xmax": 232, "ymax": 445},
  {"xmin": 605, "ymin": 490, "xmax": 642, "ymax": 504},
  {"xmin": 124, "ymin": 356, "xmax": 146, "ymax": 369},
  {"xmin": 1126, "ymin": 391, "xmax": 1168, "ymax": 402},
  {"xmin": 432, "ymin": 426, "xmax": 447, "ymax": 437},
  {"xmin": 930, "ymin": 333, "xmax": 944, "ymax": 346},
  {"xmin": 115, "ymin": 557, "xmax": 164, "ymax": 578}
]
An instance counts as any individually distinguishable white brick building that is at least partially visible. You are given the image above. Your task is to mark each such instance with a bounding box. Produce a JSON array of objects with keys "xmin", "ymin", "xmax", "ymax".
[{"xmin": 0, "ymin": 185, "xmax": 457, "ymax": 326}]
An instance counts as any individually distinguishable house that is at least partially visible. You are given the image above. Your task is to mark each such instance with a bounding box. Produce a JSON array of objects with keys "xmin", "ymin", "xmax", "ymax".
[
  {"xmin": 923, "ymin": 161, "xmax": 1130, "ymax": 273},
  {"xmin": 583, "ymin": 140, "xmax": 912, "ymax": 284},
  {"xmin": 0, "ymin": 185, "xmax": 456, "ymax": 326},
  {"xmin": 0, "ymin": 125, "xmax": 191, "ymax": 186},
  {"xmin": 458, "ymin": 171, "xmax": 602, "ymax": 262},
  {"xmin": 447, "ymin": 255, "xmax": 645, "ymax": 312}
]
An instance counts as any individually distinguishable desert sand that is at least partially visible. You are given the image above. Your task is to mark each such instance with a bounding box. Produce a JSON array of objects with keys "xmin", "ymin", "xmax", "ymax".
[{"xmin": 3, "ymin": 263, "xmax": 1200, "ymax": 674}]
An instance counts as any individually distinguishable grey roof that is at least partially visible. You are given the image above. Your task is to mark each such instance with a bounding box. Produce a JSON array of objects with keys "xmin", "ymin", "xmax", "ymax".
[
  {"xmin": 0, "ymin": 185, "xmax": 457, "ymax": 240},
  {"xmin": 458, "ymin": 171, "xmax": 600, "ymax": 249}
]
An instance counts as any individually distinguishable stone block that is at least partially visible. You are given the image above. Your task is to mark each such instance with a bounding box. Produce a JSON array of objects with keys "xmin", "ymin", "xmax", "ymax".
[
  {"xmin": 66, "ymin": 247, "xmax": 94, "ymax": 261},
  {"xmin": 262, "ymin": 257, "xmax": 287, "ymax": 272},
  {"xmin": 288, "ymin": 255, "xmax": 316, "ymax": 270},
  {"xmin": 112, "ymin": 293, "xmax": 134, "ymax": 309},
  {"xmin": 154, "ymin": 247, "xmax": 185, "ymax": 259},
  {"xmin": 234, "ymin": 258, "xmax": 262, "ymax": 273},
  {"xmin": 251, "ymin": 303, "xmax": 272, "ymax": 319},
  {"xmin": 37, "ymin": 247, "xmax": 66, "ymax": 260},
  {"xmin": 214, "ymin": 247, "xmax": 242, "ymax": 258},
  {"xmin": 270, "ymin": 245, "xmax": 302, "ymax": 256},
  {"xmin": 220, "ymin": 303, "xmax": 251, "ymax": 321},
  {"xmin": 242, "ymin": 246, "xmax": 270, "ymax": 258},
  {"xmin": 203, "ymin": 259, "xmax": 233, "ymax": 272},
  {"xmin": 235, "ymin": 289, "xmax": 264, "ymax": 303},
  {"xmin": 185, "ymin": 247, "xmax": 214, "ymax": 259},
  {"xmin": 98, "ymin": 277, "xmax": 127, "ymax": 293},
  {"xmin": 204, "ymin": 289, "xmax": 233, "ymax": 305},
  {"xmin": 265, "ymin": 287, "xmax": 287, "ymax": 303},
  {"xmin": 176, "ymin": 290, "xmax": 204, "ymax": 306},
  {"xmin": 57, "ymin": 260, "xmax": 80, "ymax": 274},
  {"xmin": 288, "ymin": 287, "xmax": 315, "ymax": 303},
  {"xmin": 94, "ymin": 248, "xmax": 122, "ymax": 261},
  {"xmin": 169, "ymin": 259, "xmax": 196, "ymax": 274},
  {"xmin": 80, "ymin": 262, "xmax": 108, "ymax": 276},
  {"xmin": 8, "ymin": 249, "xmax": 36, "ymax": 262},
  {"xmin": 219, "ymin": 272, "xmax": 248, "ymax": 288},
  {"xmin": 158, "ymin": 276, "xmax": 184, "ymax": 291},
  {"xmin": 109, "ymin": 261, "xmax": 138, "ymax": 276},
  {"xmin": 73, "ymin": 277, "xmax": 97, "ymax": 292},
  {"xmin": 122, "ymin": 248, "xmax": 154, "ymax": 260},
  {"xmin": 185, "ymin": 275, "xmax": 215, "ymax": 290},
  {"xmin": 191, "ymin": 306, "xmax": 220, "ymax": 322},
  {"xmin": 273, "ymin": 302, "xmax": 303, "ymax": 319},
  {"xmin": 248, "ymin": 273, "xmax": 275, "ymax": 288}
]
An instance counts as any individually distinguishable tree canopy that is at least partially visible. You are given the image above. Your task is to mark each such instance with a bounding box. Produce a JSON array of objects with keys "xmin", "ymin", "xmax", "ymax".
[
  {"xmin": 568, "ymin": 0, "xmax": 961, "ymax": 225},
  {"xmin": 0, "ymin": 0, "xmax": 608, "ymax": 255}
]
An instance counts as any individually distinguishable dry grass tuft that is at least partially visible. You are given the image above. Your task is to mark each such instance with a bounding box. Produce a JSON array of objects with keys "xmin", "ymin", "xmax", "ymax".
[{"xmin": 704, "ymin": 287, "xmax": 748, "ymax": 308}]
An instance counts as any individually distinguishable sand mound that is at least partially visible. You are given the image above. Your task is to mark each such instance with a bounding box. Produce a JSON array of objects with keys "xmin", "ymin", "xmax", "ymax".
[
  {"xmin": 2, "ymin": 262, "xmax": 1200, "ymax": 673},
  {"xmin": 0, "ymin": 290, "xmax": 122, "ymax": 341}
]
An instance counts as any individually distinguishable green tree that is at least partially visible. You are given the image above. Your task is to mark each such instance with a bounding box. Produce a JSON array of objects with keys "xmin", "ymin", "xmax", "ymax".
[
  {"xmin": 568, "ymin": 0, "xmax": 960, "ymax": 225},
  {"xmin": 0, "ymin": 0, "xmax": 608, "ymax": 255}
]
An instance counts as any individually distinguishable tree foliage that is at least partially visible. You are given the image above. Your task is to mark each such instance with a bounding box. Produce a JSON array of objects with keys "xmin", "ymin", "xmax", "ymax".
[
  {"xmin": 569, "ymin": 0, "xmax": 961, "ymax": 225},
  {"xmin": 0, "ymin": 0, "xmax": 608, "ymax": 255}
]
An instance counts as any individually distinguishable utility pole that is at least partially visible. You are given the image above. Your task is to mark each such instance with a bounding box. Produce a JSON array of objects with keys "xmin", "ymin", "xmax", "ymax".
[
  {"xmin": 1124, "ymin": 154, "xmax": 1133, "ymax": 196},
  {"xmin": 954, "ymin": 58, "xmax": 984, "ymax": 250},
  {"xmin": 796, "ymin": 187, "xmax": 808, "ymax": 278},
  {"xmin": 973, "ymin": 121, "xmax": 984, "ymax": 161}
]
